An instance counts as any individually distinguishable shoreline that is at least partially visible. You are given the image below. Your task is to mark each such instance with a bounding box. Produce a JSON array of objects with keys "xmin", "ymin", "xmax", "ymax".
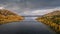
[{"xmin": 36, "ymin": 17, "xmax": 60, "ymax": 34}]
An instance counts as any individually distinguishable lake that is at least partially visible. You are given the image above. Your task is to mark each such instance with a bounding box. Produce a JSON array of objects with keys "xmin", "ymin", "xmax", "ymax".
[{"xmin": 0, "ymin": 17, "xmax": 56, "ymax": 34}]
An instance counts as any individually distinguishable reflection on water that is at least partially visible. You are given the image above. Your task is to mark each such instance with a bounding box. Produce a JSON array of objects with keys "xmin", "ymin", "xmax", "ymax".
[{"xmin": 0, "ymin": 17, "xmax": 56, "ymax": 34}]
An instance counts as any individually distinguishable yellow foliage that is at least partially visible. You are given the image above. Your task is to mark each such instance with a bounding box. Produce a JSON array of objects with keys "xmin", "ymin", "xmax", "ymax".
[
  {"xmin": 0, "ymin": 9, "xmax": 24, "ymax": 24},
  {"xmin": 36, "ymin": 10, "xmax": 60, "ymax": 34}
]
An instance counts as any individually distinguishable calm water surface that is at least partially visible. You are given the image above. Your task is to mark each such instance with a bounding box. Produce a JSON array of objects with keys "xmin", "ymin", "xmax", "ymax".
[{"xmin": 0, "ymin": 17, "xmax": 56, "ymax": 34}]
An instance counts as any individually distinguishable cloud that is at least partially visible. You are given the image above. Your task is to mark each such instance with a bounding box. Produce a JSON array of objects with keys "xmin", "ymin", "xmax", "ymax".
[
  {"xmin": 0, "ymin": 0, "xmax": 60, "ymax": 16},
  {"xmin": 22, "ymin": 7, "xmax": 60, "ymax": 15},
  {"xmin": 0, "ymin": 7, "xmax": 5, "ymax": 9},
  {"xmin": 0, "ymin": 0, "xmax": 60, "ymax": 9}
]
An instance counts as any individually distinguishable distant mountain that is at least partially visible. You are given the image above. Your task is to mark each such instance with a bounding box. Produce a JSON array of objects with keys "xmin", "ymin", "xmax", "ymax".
[
  {"xmin": 0, "ymin": 9, "xmax": 24, "ymax": 24},
  {"xmin": 44, "ymin": 10, "xmax": 60, "ymax": 17},
  {"xmin": 36, "ymin": 10, "xmax": 60, "ymax": 34}
]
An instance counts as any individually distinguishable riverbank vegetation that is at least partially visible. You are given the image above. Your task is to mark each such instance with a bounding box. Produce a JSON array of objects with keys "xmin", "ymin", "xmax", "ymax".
[
  {"xmin": 36, "ymin": 10, "xmax": 60, "ymax": 34},
  {"xmin": 0, "ymin": 9, "xmax": 24, "ymax": 24}
]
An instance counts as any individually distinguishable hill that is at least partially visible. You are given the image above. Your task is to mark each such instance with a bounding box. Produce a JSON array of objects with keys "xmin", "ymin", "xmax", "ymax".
[
  {"xmin": 36, "ymin": 10, "xmax": 60, "ymax": 34},
  {"xmin": 0, "ymin": 9, "xmax": 24, "ymax": 24},
  {"xmin": 44, "ymin": 10, "xmax": 60, "ymax": 16}
]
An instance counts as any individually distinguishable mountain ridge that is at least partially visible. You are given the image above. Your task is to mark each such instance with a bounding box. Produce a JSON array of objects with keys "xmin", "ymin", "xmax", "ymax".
[
  {"xmin": 36, "ymin": 10, "xmax": 60, "ymax": 34},
  {"xmin": 0, "ymin": 9, "xmax": 24, "ymax": 24}
]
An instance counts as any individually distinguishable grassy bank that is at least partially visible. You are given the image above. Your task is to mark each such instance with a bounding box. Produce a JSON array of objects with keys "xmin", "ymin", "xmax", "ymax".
[
  {"xmin": 36, "ymin": 16, "xmax": 60, "ymax": 34},
  {"xmin": 0, "ymin": 9, "xmax": 24, "ymax": 24}
]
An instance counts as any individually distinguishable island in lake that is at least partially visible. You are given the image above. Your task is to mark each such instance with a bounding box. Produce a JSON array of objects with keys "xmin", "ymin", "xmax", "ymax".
[
  {"xmin": 36, "ymin": 10, "xmax": 60, "ymax": 34},
  {"xmin": 0, "ymin": 9, "xmax": 24, "ymax": 24}
]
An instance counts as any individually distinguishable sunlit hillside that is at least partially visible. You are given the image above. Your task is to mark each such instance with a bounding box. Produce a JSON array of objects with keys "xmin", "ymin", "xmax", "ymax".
[
  {"xmin": 0, "ymin": 9, "xmax": 24, "ymax": 24},
  {"xmin": 36, "ymin": 10, "xmax": 60, "ymax": 34}
]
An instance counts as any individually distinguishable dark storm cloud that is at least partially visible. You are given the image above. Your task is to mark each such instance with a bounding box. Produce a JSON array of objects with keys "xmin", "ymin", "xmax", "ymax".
[
  {"xmin": 26, "ymin": 0, "xmax": 60, "ymax": 9},
  {"xmin": 0, "ymin": 0, "xmax": 60, "ymax": 9},
  {"xmin": 0, "ymin": 0, "xmax": 60, "ymax": 15}
]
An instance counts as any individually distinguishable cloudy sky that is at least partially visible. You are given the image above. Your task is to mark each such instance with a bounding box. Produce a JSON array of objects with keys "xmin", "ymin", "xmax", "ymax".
[{"xmin": 0, "ymin": 0, "xmax": 60, "ymax": 16}]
